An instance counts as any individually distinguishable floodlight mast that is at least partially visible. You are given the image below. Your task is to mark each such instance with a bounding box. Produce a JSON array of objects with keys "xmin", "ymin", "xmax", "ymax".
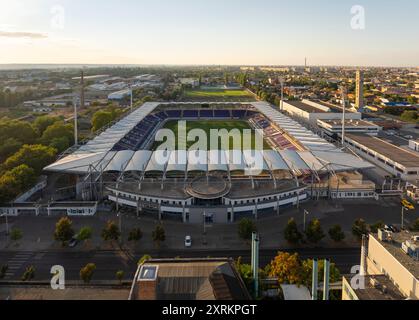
[{"xmin": 280, "ymin": 77, "xmax": 284, "ymax": 111}]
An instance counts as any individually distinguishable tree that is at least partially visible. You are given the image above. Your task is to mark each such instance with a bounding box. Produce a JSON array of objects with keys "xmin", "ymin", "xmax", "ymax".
[
  {"xmin": 0, "ymin": 265, "xmax": 8, "ymax": 279},
  {"xmin": 116, "ymin": 270, "xmax": 125, "ymax": 285},
  {"xmin": 41, "ymin": 122, "xmax": 74, "ymax": 148},
  {"xmin": 152, "ymin": 224, "xmax": 166, "ymax": 248},
  {"xmin": 91, "ymin": 110, "xmax": 114, "ymax": 132},
  {"xmin": 284, "ymin": 218, "xmax": 303, "ymax": 244},
  {"xmin": 370, "ymin": 221, "xmax": 385, "ymax": 233},
  {"xmin": 101, "ymin": 220, "xmax": 120, "ymax": 242},
  {"xmin": 268, "ymin": 252, "xmax": 304, "ymax": 285},
  {"xmin": 352, "ymin": 219, "xmax": 368, "ymax": 240},
  {"xmin": 128, "ymin": 227, "xmax": 143, "ymax": 242},
  {"xmin": 3, "ymin": 144, "xmax": 57, "ymax": 175},
  {"xmin": 77, "ymin": 227, "xmax": 93, "ymax": 242},
  {"xmin": 400, "ymin": 110, "xmax": 418, "ymax": 123},
  {"xmin": 80, "ymin": 263, "xmax": 96, "ymax": 284},
  {"xmin": 0, "ymin": 138, "xmax": 22, "ymax": 162},
  {"xmin": 49, "ymin": 136, "xmax": 71, "ymax": 153},
  {"xmin": 138, "ymin": 255, "xmax": 152, "ymax": 265},
  {"xmin": 10, "ymin": 228, "xmax": 23, "ymax": 242},
  {"xmin": 33, "ymin": 115, "xmax": 62, "ymax": 135},
  {"xmin": 54, "ymin": 217, "xmax": 75, "ymax": 246},
  {"xmin": 328, "ymin": 225, "xmax": 345, "ymax": 242},
  {"xmin": 0, "ymin": 165, "xmax": 36, "ymax": 204},
  {"xmin": 301, "ymin": 259, "xmax": 341, "ymax": 288},
  {"xmin": 21, "ymin": 266, "xmax": 35, "ymax": 281},
  {"xmin": 238, "ymin": 218, "xmax": 257, "ymax": 241},
  {"xmin": 410, "ymin": 218, "xmax": 419, "ymax": 232},
  {"xmin": 305, "ymin": 219, "xmax": 325, "ymax": 244},
  {"xmin": 0, "ymin": 119, "xmax": 37, "ymax": 145}
]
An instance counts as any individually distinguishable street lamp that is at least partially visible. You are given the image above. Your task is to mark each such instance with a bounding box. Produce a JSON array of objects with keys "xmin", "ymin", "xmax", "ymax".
[
  {"xmin": 303, "ymin": 209, "xmax": 309, "ymax": 232},
  {"xmin": 1, "ymin": 213, "xmax": 9, "ymax": 236},
  {"xmin": 116, "ymin": 211, "xmax": 122, "ymax": 235},
  {"xmin": 203, "ymin": 211, "xmax": 207, "ymax": 236},
  {"xmin": 401, "ymin": 206, "xmax": 408, "ymax": 230}
]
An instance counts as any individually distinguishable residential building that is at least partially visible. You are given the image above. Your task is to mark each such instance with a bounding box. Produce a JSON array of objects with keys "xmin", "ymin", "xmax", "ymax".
[
  {"xmin": 343, "ymin": 231, "xmax": 419, "ymax": 300},
  {"xmin": 129, "ymin": 258, "xmax": 251, "ymax": 300}
]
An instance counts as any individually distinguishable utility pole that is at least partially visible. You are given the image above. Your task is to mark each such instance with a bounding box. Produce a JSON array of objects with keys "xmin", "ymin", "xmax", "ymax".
[
  {"xmin": 130, "ymin": 84, "xmax": 133, "ymax": 111},
  {"xmin": 303, "ymin": 209, "xmax": 309, "ymax": 232},
  {"xmin": 401, "ymin": 206, "xmax": 407, "ymax": 230},
  {"xmin": 251, "ymin": 232, "xmax": 260, "ymax": 298},
  {"xmin": 280, "ymin": 77, "xmax": 284, "ymax": 111}
]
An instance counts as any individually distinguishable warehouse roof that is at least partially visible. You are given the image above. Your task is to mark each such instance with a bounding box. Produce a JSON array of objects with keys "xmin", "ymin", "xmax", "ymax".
[{"xmin": 345, "ymin": 134, "xmax": 419, "ymax": 168}]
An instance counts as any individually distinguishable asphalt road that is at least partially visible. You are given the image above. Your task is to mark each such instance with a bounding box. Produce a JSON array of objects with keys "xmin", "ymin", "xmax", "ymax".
[{"xmin": 0, "ymin": 247, "xmax": 360, "ymax": 282}]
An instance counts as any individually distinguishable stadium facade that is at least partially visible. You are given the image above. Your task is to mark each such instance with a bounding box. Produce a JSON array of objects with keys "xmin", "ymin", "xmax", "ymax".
[{"xmin": 44, "ymin": 101, "xmax": 375, "ymax": 223}]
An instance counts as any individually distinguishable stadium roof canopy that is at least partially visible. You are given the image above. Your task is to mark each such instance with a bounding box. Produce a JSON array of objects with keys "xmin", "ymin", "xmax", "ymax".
[{"xmin": 44, "ymin": 101, "xmax": 374, "ymax": 175}]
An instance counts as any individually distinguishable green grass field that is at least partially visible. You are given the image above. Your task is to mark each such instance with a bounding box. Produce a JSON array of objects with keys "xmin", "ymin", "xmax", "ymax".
[
  {"xmin": 183, "ymin": 89, "xmax": 254, "ymax": 101},
  {"xmin": 152, "ymin": 120, "xmax": 271, "ymax": 150}
]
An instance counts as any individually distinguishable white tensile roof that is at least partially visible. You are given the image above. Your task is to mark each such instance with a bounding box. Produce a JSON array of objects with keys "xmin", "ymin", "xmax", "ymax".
[{"xmin": 44, "ymin": 101, "xmax": 374, "ymax": 175}]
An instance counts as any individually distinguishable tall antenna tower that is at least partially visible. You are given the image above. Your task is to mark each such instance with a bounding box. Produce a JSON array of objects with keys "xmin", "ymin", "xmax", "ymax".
[
  {"xmin": 73, "ymin": 96, "xmax": 78, "ymax": 146},
  {"xmin": 340, "ymin": 85, "xmax": 347, "ymax": 146},
  {"xmin": 80, "ymin": 70, "xmax": 85, "ymax": 110}
]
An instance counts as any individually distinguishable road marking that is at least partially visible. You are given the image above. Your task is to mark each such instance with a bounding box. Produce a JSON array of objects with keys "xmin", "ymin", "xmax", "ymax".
[{"xmin": 3, "ymin": 252, "xmax": 34, "ymax": 280}]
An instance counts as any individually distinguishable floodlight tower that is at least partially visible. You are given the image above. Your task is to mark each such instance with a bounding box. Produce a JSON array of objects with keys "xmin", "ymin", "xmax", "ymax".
[
  {"xmin": 279, "ymin": 77, "xmax": 284, "ymax": 111},
  {"xmin": 340, "ymin": 85, "xmax": 347, "ymax": 146},
  {"xmin": 130, "ymin": 84, "xmax": 133, "ymax": 111}
]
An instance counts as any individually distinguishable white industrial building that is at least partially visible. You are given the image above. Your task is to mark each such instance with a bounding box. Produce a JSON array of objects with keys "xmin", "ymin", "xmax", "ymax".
[
  {"xmin": 344, "ymin": 133, "xmax": 419, "ymax": 181},
  {"xmin": 318, "ymin": 119, "xmax": 382, "ymax": 137},
  {"xmin": 108, "ymin": 89, "xmax": 131, "ymax": 101},
  {"xmin": 281, "ymin": 99, "xmax": 362, "ymax": 125},
  {"xmin": 409, "ymin": 140, "xmax": 419, "ymax": 152}
]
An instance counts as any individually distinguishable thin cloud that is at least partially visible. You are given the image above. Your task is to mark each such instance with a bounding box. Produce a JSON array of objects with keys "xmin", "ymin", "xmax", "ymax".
[{"xmin": 0, "ymin": 31, "xmax": 47, "ymax": 39}]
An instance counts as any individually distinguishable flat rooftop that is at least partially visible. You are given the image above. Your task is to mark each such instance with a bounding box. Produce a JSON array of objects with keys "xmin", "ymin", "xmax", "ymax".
[
  {"xmin": 112, "ymin": 178, "xmax": 299, "ymax": 201},
  {"xmin": 286, "ymin": 101, "xmax": 328, "ymax": 113},
  {"xmin": 133, "ymin": 258, "xmax": 250, "ymax": 300},
  {"xmin": 371, "ymin": 231, "xmax": 419, "ymax": 279},
  {"xmin": 346, "ymin": 275, "xmax": 405, "ymax": 300},
  {"xmin": 314, "ymin": 100, "xmax": 346, "ymax": 113},
  {"xmin": 346, "ymin": 133, "xmax": 419, "ymax": 168},
  {"xmin": 318, "ymin": 119, "xmax": 380, "ymax": 128}
]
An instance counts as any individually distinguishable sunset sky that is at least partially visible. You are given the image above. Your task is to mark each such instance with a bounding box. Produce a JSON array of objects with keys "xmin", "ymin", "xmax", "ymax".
[{"xmin": 0, "ymin": 0, "xmax": 418, "ymax": 66}]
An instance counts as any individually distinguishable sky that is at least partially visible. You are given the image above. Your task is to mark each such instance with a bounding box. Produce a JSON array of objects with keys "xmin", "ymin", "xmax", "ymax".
[{"xmin": 0, "ymin": 0, "xmax": 418, "ymax": 67}]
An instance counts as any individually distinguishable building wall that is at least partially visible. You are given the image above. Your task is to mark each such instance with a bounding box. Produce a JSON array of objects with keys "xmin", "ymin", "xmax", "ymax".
[
  {"xmin": 342, "ymin": 277, "xmax": 359, "ymax": 300},
  {"xmin": 282, "ymin": 102, "xmax": 362, "ymax": 125},
  {"xmin": 366, "ymin": 236, "xmax": 419, "ymax": 299},
  {"xmin": 345, "ymin": 138, "xmax": 419, "ymax": 181},
  {"xmin": 409, "ymin": 140, "xmax": 419, "ymax": 152}
]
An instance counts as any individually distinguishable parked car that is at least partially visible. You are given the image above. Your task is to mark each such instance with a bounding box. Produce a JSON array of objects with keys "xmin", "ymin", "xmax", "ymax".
[
  {"xmin": 404, "ymin": 135, "xmax": 413, "ymax": 140},
  {"xmin": 184, "ymin": 236, "xmax": 192, "ymax": 248},
  {"xmin": 402, "ymin": 199, "xmax": 415, "ymax": 210},
  {"xmin": 68, "ymin": 237, "xmax": 79, "ymax": 248}
]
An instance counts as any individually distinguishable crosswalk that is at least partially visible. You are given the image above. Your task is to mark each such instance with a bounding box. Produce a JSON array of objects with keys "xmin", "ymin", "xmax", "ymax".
[{"xmin": 3, "ymin": 252, "xmax": 33, "ymax": 280}]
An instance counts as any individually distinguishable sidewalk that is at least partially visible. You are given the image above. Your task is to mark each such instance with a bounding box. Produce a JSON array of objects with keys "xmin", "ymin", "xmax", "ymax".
[{"xmin": 1, "ymin": 198, "xmax": 416, "ymax": 253}]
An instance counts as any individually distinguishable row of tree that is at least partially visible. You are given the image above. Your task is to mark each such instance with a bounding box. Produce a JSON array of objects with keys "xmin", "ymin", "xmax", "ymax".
[
  {"xmin": 238, "ymin": 217, "xmax": 402, "ymax": 246},
  {"xmin": 53, "ymin": 217, "xmax": 166, "ymax": 248},
  {"xmin": 0, "ymin": 115, "xmax": 75, "ymax": 204}
]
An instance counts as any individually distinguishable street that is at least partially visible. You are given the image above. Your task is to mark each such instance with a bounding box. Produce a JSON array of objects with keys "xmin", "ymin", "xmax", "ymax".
[{"xmin": 0, "ymin": 247, "xmax": 361, "ymax": 282}]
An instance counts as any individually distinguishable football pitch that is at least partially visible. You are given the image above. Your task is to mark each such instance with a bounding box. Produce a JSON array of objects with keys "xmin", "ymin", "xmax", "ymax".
[
  {"xmin": 183, "ymin": 89, "xmax": 254, "ymax": 101},
  {"xmin": 152, "ymin": 120, "xmax": 271, "ymax": 150}
]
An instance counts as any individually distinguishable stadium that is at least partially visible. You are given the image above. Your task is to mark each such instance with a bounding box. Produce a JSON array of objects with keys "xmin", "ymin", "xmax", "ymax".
[{"xmin": 44, "ymin": 101, "xmax": 374, "ymax": 223}]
